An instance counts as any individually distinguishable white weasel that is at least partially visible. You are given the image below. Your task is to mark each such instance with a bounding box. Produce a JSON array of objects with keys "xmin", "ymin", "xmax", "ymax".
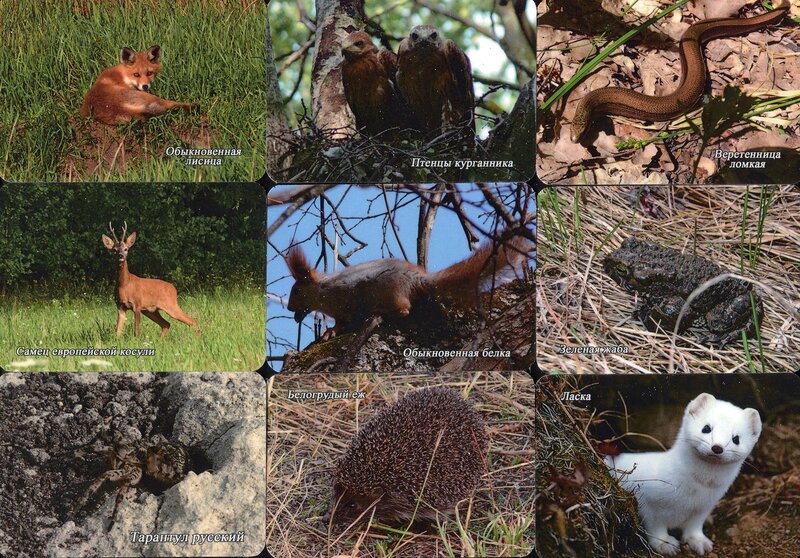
[{"xmin": 605, "ymin": 393, "xmax": 761, "ymax": 556}]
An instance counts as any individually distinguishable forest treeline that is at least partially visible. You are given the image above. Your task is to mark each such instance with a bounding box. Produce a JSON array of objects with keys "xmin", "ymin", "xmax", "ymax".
[{"xmin": 0, "ymin": 183, "xmax": 264, "ymax": 292}]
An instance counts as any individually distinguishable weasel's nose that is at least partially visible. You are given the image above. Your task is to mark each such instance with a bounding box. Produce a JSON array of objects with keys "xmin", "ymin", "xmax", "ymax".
[{"xmin": 712, "ymin": 445, "xmax": 723, "ymax": 454}]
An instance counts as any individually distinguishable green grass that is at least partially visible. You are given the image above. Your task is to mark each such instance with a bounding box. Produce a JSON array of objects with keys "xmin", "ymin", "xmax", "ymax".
[
  {"xmin": 739, "ymin": 186, "xmax": 774, "ymax": 373},
  {"xmin": 1, "ymin": 287, "xmax": 265, "ymax": 371},
  {"xmin": 0, "ymin": 0, "xmax": 265, "ymax": 182}
]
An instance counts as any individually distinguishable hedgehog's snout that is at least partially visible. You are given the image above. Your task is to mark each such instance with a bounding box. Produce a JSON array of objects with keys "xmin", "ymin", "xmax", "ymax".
[
  {"xmin": 327, "ymin": 487, "xmax": 381, "ymax": 527},
  {"xmin": 330, "ymin": 387, "xmax": 487, "ymax": 530}
]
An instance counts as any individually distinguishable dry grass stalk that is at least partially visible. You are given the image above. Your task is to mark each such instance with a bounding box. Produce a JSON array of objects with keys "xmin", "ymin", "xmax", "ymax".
[
  {"xmin": 536, "ymin": 185, "xmax": 800, "ymax": 373},
  {"xmin": 266, "ymin": 372, "xmax": 534, "ymax": 558}
]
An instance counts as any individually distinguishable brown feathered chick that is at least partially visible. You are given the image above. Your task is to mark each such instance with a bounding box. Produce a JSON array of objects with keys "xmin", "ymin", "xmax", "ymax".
[
  {"xmin": 341, "ymin": 31, "xmax": 411, "ymax": 136},
  {"xmin": 397, "ymin": 25, "xmax": 475, "ymax": 135}
]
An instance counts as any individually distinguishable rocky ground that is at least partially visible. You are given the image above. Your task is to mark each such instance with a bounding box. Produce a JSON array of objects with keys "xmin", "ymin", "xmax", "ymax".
[{"xmin": 0, "ymin": 372, "xmax": 266, "ymax": 557}]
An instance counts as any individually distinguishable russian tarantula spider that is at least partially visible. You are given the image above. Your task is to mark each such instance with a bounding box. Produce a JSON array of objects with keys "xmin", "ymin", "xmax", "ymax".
[{"xmin": 74, "ymin": 433, "xmax": 189, "ymax": 527}]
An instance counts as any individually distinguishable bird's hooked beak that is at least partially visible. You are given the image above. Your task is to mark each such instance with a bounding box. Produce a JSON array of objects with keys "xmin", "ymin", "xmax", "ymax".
[
  {"xmin": 411, "ymin": 29, "xmax": 439, "ymax": 50},
  {"xmin": 342, "ymin": 37, "xmax": 363, "ymax": 56}
]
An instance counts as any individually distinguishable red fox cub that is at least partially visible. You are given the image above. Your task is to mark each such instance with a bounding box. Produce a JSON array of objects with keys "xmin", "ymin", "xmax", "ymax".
[{"xmin": 80, "ymin": 45, "xmax": 196, "ymax": 125}]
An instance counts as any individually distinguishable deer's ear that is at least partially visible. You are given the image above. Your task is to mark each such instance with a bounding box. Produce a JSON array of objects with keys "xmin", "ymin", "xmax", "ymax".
[
  {"xmin": 125, "ymin": 232, "xmax": 137, "ymax": 248},
  {"xmin": 102, "ymin": 234, "xmax": 115, "ymax": 249}
]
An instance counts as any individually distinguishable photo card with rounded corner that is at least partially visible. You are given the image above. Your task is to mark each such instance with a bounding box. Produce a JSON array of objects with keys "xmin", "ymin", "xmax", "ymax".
[
  {"xmin": 0, "ymin": 182, "xmax": 266, "ymax": 372},
  {"xmin": 0, "ymin": 371, "xmax": 266, "ymax": 558},
  {"xmin": 267, "ymin": 370, "xmax": 534, "ymax": 558},
  {"xmin": 1, "ymin": 0, "xmax": 267, "ymax": 183},
  {"xmin": 535, "ymin": 373, "xmax": 800, "ymax": 558},
  {"xmin": 536, "ymin": 185, "xmax": 800, "ymax": 374},
  {"xmin": 535, "ymin": 0, "xmax": 799, "ymax": 185},
  {"xmin": 266, "ymin": 182, "xmax": 535, "ymax": 373},
  {"xmin": 266, "ymin": 1, "xmax": 536, "ymax": 184}
]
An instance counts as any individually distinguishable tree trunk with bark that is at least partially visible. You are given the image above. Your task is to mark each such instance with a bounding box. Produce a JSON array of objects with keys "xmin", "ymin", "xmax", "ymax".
[
  {"xmin": 266, "ymin": 13, "xmax": 291, "ymax": 175},
  {"xmin": 310, "ymin": 0, "xmax": 364, "ymax": 137},
  {"xmin": 485, "ymin": 79, "xmax": 536, "ymax": 178}
]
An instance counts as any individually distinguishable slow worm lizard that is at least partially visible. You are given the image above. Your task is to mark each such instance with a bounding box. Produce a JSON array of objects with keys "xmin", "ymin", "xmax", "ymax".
[{"xmin": 570, "ymin": 2, "xmax": 790, "ymax": 143}]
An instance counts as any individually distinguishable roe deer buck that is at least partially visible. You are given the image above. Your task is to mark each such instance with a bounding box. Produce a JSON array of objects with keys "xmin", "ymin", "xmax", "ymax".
[{"xmin": 102, "ymin": 222, "xmax": 197, "ymax": 338}]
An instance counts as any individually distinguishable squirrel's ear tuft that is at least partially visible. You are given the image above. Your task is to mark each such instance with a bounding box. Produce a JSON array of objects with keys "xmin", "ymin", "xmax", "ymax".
[{"xmin": 286, "ymin": 245, "xmax": 315, "ymax": 281}]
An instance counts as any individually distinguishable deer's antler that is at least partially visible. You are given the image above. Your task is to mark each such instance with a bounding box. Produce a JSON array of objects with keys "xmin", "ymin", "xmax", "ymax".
[
  {"xmin": 108, "ymin": 222, "xmax": 119, "ymax": 244},
  {"xmin": 121, "ymin": 221, "xmax": 128, "ymax": 241}
]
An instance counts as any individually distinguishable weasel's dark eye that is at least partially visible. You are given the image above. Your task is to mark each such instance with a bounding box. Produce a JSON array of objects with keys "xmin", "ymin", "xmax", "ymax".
[
  {"xmin": 431, "ymin": 32, "xmax": 438, "ymax": 40},
  {"xmin": 133, "ymin": 72, "xmax": 140, "ymax": 77},
  {"xmin": 411, "ymin": 32, "xmax": 419, "ymax": 40},
  {"xmin": 732, "ymin": 435, "xmax": 740, "ymax": 445},
  {"xmin": 702, "ymin": 425, "xmax": 711, "ymax": 434}
]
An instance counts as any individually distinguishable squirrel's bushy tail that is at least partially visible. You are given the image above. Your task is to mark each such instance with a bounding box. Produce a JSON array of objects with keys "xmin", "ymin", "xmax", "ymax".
[{"xmin": 430, "ymin": 235, "xmax": 530, "ymax": 305}]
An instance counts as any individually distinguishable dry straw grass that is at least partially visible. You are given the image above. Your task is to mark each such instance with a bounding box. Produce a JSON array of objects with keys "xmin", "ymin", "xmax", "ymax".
[
  {"xmin": 266, "ymin": 372, "xmax": 534, "ymax": 558},
  {"xmin": 536, "ymin": 185, "xmax": 800, "ymax": 374},
  {"xmin": 534, "ymin": 375, "xmax": 654, "ymax": 558}
]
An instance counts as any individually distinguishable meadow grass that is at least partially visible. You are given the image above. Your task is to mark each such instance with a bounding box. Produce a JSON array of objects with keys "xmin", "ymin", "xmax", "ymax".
[
  {"xmin": 1, "ymin": 286, "xmax": 266, "ymax": 372},
  {"xmin": 0, "ymin": 0, "xmax": 265, "ymax": 182}
]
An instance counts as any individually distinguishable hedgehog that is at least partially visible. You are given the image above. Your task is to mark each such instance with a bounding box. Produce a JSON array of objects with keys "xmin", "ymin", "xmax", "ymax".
[{"xmin": 327, "ymin": 386, "xmax": 488, "ymax": 529}]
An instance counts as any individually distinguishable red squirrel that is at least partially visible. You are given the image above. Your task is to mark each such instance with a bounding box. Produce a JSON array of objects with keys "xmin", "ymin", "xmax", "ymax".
[{"xmin": 285, "ymin": 236, "xmax": 528, "ymax": 341}]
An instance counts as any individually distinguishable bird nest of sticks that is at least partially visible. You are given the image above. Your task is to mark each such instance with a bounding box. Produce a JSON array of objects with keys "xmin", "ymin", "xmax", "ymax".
[
  {"xmin": 269, "ymin": 111, "xmax": 522, "ymax": 183},
  {"xmin": 535, "ymin": 375, "xmax": 654, "ymax": 558}
]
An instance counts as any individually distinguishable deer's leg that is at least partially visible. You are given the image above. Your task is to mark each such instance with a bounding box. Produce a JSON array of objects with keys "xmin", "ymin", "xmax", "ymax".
[
  {"xmin": 163, "ymin": 303, "xmax": 196, "ymax": 328},
  {"xmin": 142, "ymin": 309, "xmax": 170, "ymax": 338},
  {"xmin": 115, "ymin": 308, "xmax": 126, "ymax": 338},
  {"xmin": 134, "ymin": 310, "xmax": 141, "ymax": 337}
]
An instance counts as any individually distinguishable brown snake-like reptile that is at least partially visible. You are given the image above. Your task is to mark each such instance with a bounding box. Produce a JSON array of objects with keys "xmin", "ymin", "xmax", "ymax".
[{"xmin": 570, "ymin": 2, "xmax": 790, "ymax": 143}]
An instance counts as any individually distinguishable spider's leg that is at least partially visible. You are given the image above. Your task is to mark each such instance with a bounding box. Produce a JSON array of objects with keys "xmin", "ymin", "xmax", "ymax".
[
  {"xmin": 107, "ymin": 465, "xmax": 143, "ymax": 530},
  {"xmin": 76, "ymin": 465, "xmax": 142, "ymax": 516},
  {"xmin": 75, "ymin": 469, "xmax": 125, "ymax": 514},
  {"xmin": 109, "ymin": 485, "xmax": 129, "ymax": 529}
]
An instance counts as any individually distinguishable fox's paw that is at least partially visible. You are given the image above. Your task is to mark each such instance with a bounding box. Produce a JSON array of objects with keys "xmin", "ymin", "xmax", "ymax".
[
  {"xmin": 649, "ymin": 535, "xmax": 680, "ymax": 556},
  {"xmin": 684, "ymin": 533, "xmax": 713, "ymax": 555}
]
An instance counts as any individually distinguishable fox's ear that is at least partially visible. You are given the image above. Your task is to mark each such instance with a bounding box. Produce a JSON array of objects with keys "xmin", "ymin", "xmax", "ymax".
[
  {"xmin": 147, "ymin": 45, "xmax": 161, "ymax": 63},
  {"xmin": 120, "ymin": 47, "xmax": 136, "ymax": 65}
]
